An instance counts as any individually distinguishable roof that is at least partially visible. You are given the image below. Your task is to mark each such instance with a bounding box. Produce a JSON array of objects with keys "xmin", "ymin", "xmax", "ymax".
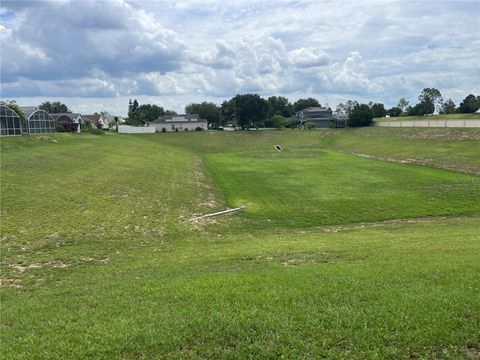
[
  {"xmin": 299, "ymin": 107, "xmax": 332, "ymax": 113},
  {"xmin": 51, "ymin": 113, "xmax": 83, "ymax": 120},
  {"xmin": 83, "ymin": 114, "xmax": 101, "ymax": 122}
]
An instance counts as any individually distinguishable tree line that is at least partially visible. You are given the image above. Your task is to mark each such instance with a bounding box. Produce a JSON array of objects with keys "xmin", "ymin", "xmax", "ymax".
[
  {"xmin": 4, "ymin": 89, "xmax": 478, "ymax": 130},
  {"xmin": 125, "ymin": 89, "xmax": 479, "ymax": 129}
]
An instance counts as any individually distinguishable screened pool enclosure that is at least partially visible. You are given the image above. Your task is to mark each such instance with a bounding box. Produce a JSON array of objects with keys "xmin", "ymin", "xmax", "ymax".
[
  {"xmin": 0, "ymin": 103, "xmax": 25, "ymax": 136},
  {"xmin": 0, "ymin": 104, "xmax": 57, "ymax": 136}
]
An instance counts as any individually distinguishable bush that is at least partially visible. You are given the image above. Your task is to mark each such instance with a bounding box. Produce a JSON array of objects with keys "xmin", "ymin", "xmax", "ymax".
[
  {"xmin": 195, "ymin": 127, "xmax": 204, "ymax": 131},
  {"xmin": 81, "ymin": 126, "xmax": 104, "ymax": 135},
  {"xmin": 305, "ymin": 121, "xmax": 316, "ymax": 130},
  {"xmin": 161, "ymin": 128, "xmax": 166, "ymax": 132},
  {"xmin": 285, "ymin": 117, "xmax": 300, "ymax": 128}
]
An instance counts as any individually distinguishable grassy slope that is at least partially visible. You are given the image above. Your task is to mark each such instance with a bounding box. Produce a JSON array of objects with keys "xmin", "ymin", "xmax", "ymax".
[
  {"xmin": 143, "ymin": 127, "xmax": 480, "ymax": 173},
  {"xmin": 374, "ymin": 113, "xmax": 480, "ymax": 122},
  {"xmin": 204, "ymin": 149, "xmax": 480, "ymax": 228},
  {"xmin": 1, "ymin": 130, "xmax": 480, "ymax": 359}
]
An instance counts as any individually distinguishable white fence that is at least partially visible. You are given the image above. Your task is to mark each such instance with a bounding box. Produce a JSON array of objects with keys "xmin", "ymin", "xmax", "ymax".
[
  {"xmin": 375, "ymin": 120, "xmax": 480, "ymax": 128},
  {"xmin": 118, "ymin": 125, "xmax": 156, "ymax": 134}
]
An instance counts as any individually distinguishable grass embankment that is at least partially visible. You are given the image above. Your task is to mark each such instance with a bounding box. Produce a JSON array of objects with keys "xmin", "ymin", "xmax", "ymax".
[
  {"xmin": 1, "ymin": 129, "xmax": 480, "ymax": 359},
  {"xmin": 374, "ymin": 113, "xmax": 480, "ymax": 122}
]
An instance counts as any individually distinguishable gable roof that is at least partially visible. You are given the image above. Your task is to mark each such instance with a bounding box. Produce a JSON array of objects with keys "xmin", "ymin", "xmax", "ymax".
[
  {"xmin": 300, "ymin": 107, "xmax": 332, "ymax": 112},
  {"xmin": 83, "ymin": 114, "xmax": 101, "ymax": 122}
]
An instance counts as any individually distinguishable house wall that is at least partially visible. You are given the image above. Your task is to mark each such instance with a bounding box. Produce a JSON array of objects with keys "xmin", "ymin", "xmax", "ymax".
[
  {"xmin": 118, "ymin": 125, "xmax": 156, "ymax": 134},
  {"xmin": 312, "ymin": 119, "xmax": 332, "ymax": 128},
  {"xmin": 153, "ymin": 122, "xmax": 207, "ymax": 132}
]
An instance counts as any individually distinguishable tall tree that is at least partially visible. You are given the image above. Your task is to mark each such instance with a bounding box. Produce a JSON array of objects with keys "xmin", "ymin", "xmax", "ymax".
[
  {"xmin": 39, "ymin": 101, "xmax": 70, "ymax": 113},
  {"xmin": 185, "ymin": 102, "xmax": 221, "ymax": 127},
  {"xmin": 348, "ymin": 103, "xmax": 373, "ymax": 127},
  {"xmin": 397, "ymin": 97, "xmax": 410, "ymax": 114},
  {"xmin": 293, "ymin": 98, "xmax": 320, "ymax": 112},
  {"xmin": 387, "ymin": 107, "xmax": 402, "ymax": 117},
  {"xmin": 418, "ymin": 88, "xmax": 443, "ymax": 114},
  {"xmin": 369, "ymin": 102, "xmax": 386, "ymax": 118},
  {"xmin": 335, "ymin": 100, "xmax": 358, "ymax": 118},
  {"xmin": 440, "ymin": 98, "xmax": 456, "ymax": 114},
  {"xmin": 137, "ymin": 104, "xmax": 165, "ymax": 123},
  {"xmin": 267, "ymin": 96, "xmax": 294, "ymax": 119},
  {"xmin": 232, "ymin": 94, "xmax": 268, "ymax": 129},
  {"xmin": 458, "ymin": 94, "xmax": 480, "ymax": 113},
  {"xmin": 220, "ymin": 99, "xmax": 236, "ymax": 126}
]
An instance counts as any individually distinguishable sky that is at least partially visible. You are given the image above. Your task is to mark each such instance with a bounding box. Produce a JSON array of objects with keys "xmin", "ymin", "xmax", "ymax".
[{"xmin": 0, "ymin": 0, "xmax": 479, "ymax": 116}]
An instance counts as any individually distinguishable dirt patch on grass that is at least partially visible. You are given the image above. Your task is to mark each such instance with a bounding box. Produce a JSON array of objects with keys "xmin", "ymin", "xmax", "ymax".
[
  {"xmin": 352, "ymin": 152, "xmax": 480, "ymax": 175},
  {"xmin": 241, "ymin": 252, "xmax": 341, "ymax": 267},
  {"xmin": 315, "ymin": 215, "xmax": 475, "ymax": 233},
  {"xmin": 9, "ymin": 263, "xmax": 42, "ymax": 272},
  {"xmin": 0, "ymin": 277, "xmax": 22, "ymax": 288}
]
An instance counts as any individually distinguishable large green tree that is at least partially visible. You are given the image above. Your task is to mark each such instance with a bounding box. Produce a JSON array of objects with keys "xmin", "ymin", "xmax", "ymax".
[
  {"xmin": 293, "ymin": 98, "xmax": 320, "ymax": 112},
  {"xmin": 185, "ymin": 102, "xmax": 221, "ymax": 127},
  {"xmin": 137, "ymin": 104, "xmax": 165, "ymax": 122},
  {"xmin": 458, "ymin": 94, "xmax": 480, "ymax": 113},
  {"xmin": 387, "ymin": 106, "xmax": 402, "ymax": 117},
  {"xmin": 126, "ymin": 99, "xmax": 169, "ymax": 125},
  {"xmin": 232, "ymin": 94, "xmax": 268, "ymax": 129},
  {"xmin": 348, "ymin": 103, "xmax": 373, "ymax": 127},
  {"xmin": 397, "ymin": 97, "xmax": 410, "ymax": 114},
  {"xmin": 369, "ymin": 102, "xmax": 386, "ymax": 118},
  {"xmin": 418, "ymin": 88, "xmax": 443, "ymax": 114},
  {"xmin": 266, "ymin": 96, "xmax": 294, "ymax": 119},
  {"xmin": 440, "ymin": 98, "xmax": 456, "ymax": 114},
  {"xmin": 39, "ymin": 101, "xmax": 70, "ymax": 113}
]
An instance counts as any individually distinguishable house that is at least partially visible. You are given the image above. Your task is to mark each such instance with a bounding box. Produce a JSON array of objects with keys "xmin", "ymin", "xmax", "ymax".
[
  {"xmin": 83, "ymin": 113, "xmax": 111, "ymax": 129},
  {"xmin": 51, "ymin": 113, "xmax": 86, "ymax": 132},
  {"xmin": 296, "ymin": 107, "xmax": 335, "ymax": 128},
  {"xmin": 151, "ymin": 114, "xmax": 208, "ymax": 132}
]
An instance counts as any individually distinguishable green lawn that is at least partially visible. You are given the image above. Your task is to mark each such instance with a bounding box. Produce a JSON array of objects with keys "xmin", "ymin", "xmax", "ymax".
[
  {"xmin": 204, "ymin": 149, "xmax": 480, "ymax": 227},
  {"xmin": 1, "ymin": 129, "xmax": 479, "ymax": 359}
]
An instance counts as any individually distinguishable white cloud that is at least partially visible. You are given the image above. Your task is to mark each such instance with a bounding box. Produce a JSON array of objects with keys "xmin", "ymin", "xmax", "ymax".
[{"xmin": 1, "ymin": 0, "xmax": 479, "ymax": 114}]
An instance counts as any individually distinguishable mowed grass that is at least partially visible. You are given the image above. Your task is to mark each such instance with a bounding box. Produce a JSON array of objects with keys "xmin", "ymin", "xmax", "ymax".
[
  {"xmin": 1, "ymin": 130, "xmax": 480, "ymax": 359},
  {"xmin": 204, "ymin": 149, "xmax": 480, "ymax": 227}
]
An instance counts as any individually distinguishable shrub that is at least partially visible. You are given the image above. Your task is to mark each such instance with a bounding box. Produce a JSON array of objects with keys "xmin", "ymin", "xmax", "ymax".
[
  {"xmin": 184, "ymin": 128, "xmax": 189, "ymax": 131},
  {"xmin": 285, "ymin": 117, "xmax": 300, "ymax": 128},
  {"xmin": 195, "ymin": 127, "xmax": 204, "ymax": 131},
  {"xmin": 305, "ymin": 121, "xmax": 316, "ymax": 130},
  {"xmin": 81, "ymin": 126, "xmax": 104, "ymax": 135},
  {"xmin": 161, "ymin": 128, "xmax": 166, "ymax": 132}
]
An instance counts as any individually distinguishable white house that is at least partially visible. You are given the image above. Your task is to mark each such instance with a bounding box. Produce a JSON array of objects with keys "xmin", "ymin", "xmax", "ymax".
[{"xmin": 151, "ymin": 114, "xmax": 208, "ymax": 132}]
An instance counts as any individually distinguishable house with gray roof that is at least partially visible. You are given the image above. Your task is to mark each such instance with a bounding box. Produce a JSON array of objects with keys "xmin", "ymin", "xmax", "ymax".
[
  {"xmin": 51, "ymin": 113, "xmax": 86, "ymax": 132},
  {"xmin": 151, "ymin": 114, "xmax": 207, "ymax": 132},
  {"xmin": 296, "ymin": 107, "xmax": 334, "ymax": 128}
]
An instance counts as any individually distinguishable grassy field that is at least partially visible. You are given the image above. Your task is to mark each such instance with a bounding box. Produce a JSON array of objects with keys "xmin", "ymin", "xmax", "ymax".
[
  {"xmin": 374, "ymin": 113, "xmax": 480, "ymax": 122},
  {"xmin": 1, "ymin": 128, "xmax": 480, "ymax": 359}
]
